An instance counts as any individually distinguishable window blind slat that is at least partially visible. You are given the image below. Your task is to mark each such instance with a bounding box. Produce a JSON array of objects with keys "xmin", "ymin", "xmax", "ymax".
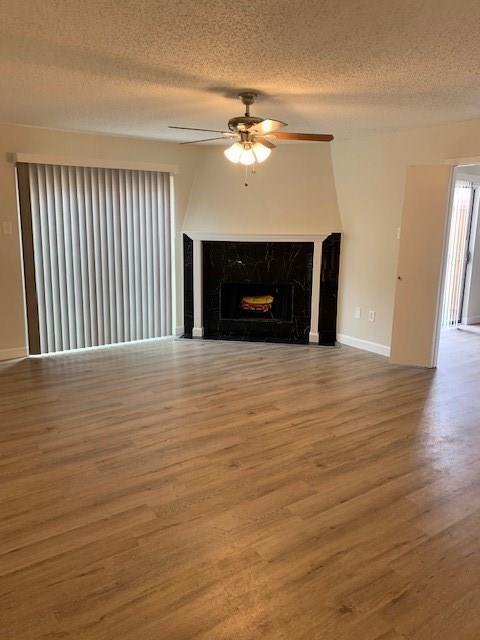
[
  {"xmin": 91, "ymin": 168, "xmax": 103, "ymax": 346},
  {"xmin": 152, "ymin": 173, "xmax": 160, "ymax": 337},
  {"xmin": 44, "ymin": 166, "xmax": 62, "ymax": 351},
  {"xmin": 119, "ymin": 170, "xmax": 130, "ymax": 343},
  {"xmin": 53, "ymin": 166, "xmax": 68, "ymax": 350},
  {"xmin": 39, "ymin": 165, "xmax": 56, "ymax": 352},
  {"xmin": 60, "ymin": 166, "xmax": 76, "ymax": 350},
  {"xmin": 145, "ymin": 171, "xmax": 153, "ymax": 338},
  {"xmin": 126, "ymin": 170, "xmax": 135, "ymax": 343},
  {"xmin": 164, "ymin": 174, "xmax": 172, "ymax": 335},
  {"xmin": 29, "ymin": 166, "xmax": 47, "ymax": 353}
]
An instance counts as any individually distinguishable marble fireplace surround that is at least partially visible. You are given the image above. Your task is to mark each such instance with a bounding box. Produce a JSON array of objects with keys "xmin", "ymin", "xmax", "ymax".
[{"xmin": 184, "ymin": 232, "xmax": 330, "ymax": 344}]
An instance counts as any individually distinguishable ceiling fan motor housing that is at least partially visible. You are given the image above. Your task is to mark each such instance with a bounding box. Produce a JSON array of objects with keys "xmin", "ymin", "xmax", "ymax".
[
  {"xmin": 228, "ymin": 115, "xmax": 263, "ymax": 132},
  {"xmin": 227, "ymin": 91, "xmax": 265, "ymax": 132}
]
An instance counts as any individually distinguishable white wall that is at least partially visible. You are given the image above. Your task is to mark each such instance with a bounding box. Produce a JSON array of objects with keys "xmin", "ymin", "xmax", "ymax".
[
  {"xmin": 183, "ymin": 144, "xmax": 342, "ymax": 235},
  {"xmin": 0, "ymin": 126, "xmax": 341, "ymax": 358},
  {"xmin": 332, "ymin": 118, "xmax": 480, "ymax": 351},
  {"xmin": 7, "ymin": 118, "xmax": 480, "ymax": 359},
  {"xmin": 0, "ymin": 124, "xmax": 200, "ymax": 356}
]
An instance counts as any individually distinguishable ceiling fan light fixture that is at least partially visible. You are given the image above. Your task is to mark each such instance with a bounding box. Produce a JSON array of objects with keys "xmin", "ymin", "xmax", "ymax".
[
  {"xmin": 252, "ymin": 142, "xmax": 271, "ymax": 163},
  {"xmin": 224, "ymin": 142, "xmax": 243, "ymax": 163},
  {"xmin": 225, "ymin": 139, "xmax": 272, "ymax": 166}
]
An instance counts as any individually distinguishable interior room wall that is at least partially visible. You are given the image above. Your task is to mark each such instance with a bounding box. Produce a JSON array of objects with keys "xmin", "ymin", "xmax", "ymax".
[
  {"xmin": 183, "ymin": 144, "xmax": 342, "ymax": 235},
  {"xmin": 7, "ymin": 118, "xmax": 480, "ymax": 360},
  {"xmin": 331, "ymin": 118, "xmax": 480, "ymax": 353},
  {"xmin": 0, "ymin": 123, "xmax": 200, "ymax": 358}
]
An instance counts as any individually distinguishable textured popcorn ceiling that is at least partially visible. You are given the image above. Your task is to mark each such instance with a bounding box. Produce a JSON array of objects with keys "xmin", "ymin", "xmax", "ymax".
[{"xmin": 2, "ymin": 0, "xmax": 480, "ymax": 141}]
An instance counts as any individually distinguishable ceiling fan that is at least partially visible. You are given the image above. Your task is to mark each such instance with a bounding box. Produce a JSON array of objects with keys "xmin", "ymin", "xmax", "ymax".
[{"xmin": 169, "ymin": 91, "xmax": 334, "ymax": 166}]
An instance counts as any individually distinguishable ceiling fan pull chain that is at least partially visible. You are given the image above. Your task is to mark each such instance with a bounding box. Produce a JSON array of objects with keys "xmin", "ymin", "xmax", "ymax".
[{"xmin": 244, "ymin": 163, "xmax": 258, "ymax": 187}]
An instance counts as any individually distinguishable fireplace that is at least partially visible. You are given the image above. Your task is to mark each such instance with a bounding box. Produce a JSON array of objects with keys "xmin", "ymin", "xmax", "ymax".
[{"xmin": 183, "ymin": 233, "xmax": 341, "ymax": 345}]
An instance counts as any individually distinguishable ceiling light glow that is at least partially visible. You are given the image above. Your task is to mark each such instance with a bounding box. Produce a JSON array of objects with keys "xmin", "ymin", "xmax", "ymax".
[
  {"xmin": 224, "ymin": 142, "xmax": 243, "ymax": 163},
  {"xmin": 252, "ymin": 142, "xmax": 271, "ymax": 163},
  {"xmin": 239, "ymin": 144, "xmax": 256, "ymax": 166},
  {"xmin": 224, "ymin": 140, "xmax": 272, "ymax": 165}
]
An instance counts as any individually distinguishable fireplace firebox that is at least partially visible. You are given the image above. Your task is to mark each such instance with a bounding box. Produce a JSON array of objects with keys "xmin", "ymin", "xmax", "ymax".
[{"xmin": 202, "ymin": 240, "xmax": 313, "ymax": 343}]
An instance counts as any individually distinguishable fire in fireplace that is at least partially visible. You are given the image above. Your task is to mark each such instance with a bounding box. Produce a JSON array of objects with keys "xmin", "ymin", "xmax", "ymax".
[
  {"xmin": 220, "ymin": 283, "xmax": 293, "ymax": 321},
  {"xmin": 240, "ymin": 295, "xmax": 274, "ymax": 314}
]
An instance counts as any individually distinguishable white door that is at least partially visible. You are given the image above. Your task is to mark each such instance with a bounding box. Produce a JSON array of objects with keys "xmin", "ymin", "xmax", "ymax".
[{"xmin": 390, "ymin": 165, "xmax": 453, "ymax": 367}]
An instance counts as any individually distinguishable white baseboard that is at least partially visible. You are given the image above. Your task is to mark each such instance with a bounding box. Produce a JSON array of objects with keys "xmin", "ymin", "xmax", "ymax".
[
  {"xmin": 0, "ymin": 346, "xmax": 28, "ymax": 361},
  {"xmin": 192, "ymin": 327, "xmax": 204, "ymax": 338},
  {"xmin": 463, "ymin": 315, "xmax": 480, "ymax": 325},
  {"xmin": 337, "ymin": 333, "xmax": 390, "ymax": 357},
  {"xmin": 175, "ymin": 325, "xmax": 185, "ymax": 337},
  {"xmin": 308, "ymin": 331, "xmax": 319, "ymax": 344}
]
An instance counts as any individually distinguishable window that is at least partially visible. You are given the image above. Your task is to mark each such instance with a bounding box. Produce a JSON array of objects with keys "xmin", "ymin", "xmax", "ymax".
[{"xmin": 18, "ymin": 163, "xmax": 173, "ymax": 354}]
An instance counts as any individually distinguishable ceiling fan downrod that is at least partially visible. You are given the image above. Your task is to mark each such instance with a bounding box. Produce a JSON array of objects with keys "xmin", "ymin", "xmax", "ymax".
[{"xmin": 239, "ymin": 91, "xmax": 257, "ymax": 117}]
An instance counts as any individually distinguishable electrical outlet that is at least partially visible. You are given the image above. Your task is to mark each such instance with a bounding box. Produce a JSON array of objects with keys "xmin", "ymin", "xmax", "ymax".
[
  {"xmin": 354, "ymin": 306, "xmax": 361, "ymax": 319},
  {"xmin": 396, "ymin": 227, "xmax": 401, "ymax": 240},
  {"xmin": 368, "ymin": 310, "xmax": 376, "ymax": 322}
]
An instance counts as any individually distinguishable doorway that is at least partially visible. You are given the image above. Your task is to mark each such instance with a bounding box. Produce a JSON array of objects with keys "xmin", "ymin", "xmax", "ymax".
[
  {"xmin": 390, "ymin": 162, "xmax": 480, "ymax": 368},
  {"xmin": 439, "ymin": 166, "xmax": 480, "ymax": 357},
  {"xmin": 440, "ymin": 176, "xmax": 475, "ymax": 329}
]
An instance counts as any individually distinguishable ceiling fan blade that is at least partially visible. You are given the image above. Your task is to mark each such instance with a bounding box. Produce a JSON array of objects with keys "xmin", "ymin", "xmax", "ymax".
[
  {"xmin": 249, "ymin": 119, "xmax": 287, "ymax": 135},
  {"xmin": 255, "ymin": 136, "xmax": 276, "ymax": 149},
  {"xmin": 169, "ymin": 125, "xmax": 230, "ymax": 134},
  {"xmin": 270, "ymin": 132, "xmax": 334, "ymax": 142},
  {"xmin": 180, "ymin": 136, "xmax": 229, "ymax": 145}
]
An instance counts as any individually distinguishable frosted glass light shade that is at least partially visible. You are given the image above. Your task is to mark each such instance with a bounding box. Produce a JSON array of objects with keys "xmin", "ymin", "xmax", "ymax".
[
  {"xmin": 239, "ymin": 146, "xmax": 256, "ymax": 166},
  {"xmin": 252, "ymin": 142, "xmax": 271, "ymax": 163},
  {"xmin": 224, "ymin": 142, "xmax": 243, "ymax": 163},
  {"xmin": 224, "ymin": 140, "xmax": 272, "ymax": 165}
]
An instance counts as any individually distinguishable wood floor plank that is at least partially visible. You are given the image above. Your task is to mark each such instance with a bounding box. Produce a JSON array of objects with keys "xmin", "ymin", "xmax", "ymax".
[{"xmin": 1, "ymin": 331, "xmax": 479, "ymax": 638}]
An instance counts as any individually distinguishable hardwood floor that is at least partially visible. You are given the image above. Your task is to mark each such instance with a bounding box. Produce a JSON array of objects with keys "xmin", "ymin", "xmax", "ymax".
[
  {"xmin": 458, "ymin": 322, "xmax": 480, "ymax": 336},
  {"xmin": 1, "ymin": 331, "xmax": 480, "ymax": 639}
]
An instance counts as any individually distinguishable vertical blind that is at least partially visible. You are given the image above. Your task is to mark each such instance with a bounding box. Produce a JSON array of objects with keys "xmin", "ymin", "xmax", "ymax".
[
  {"xmin": 441, "ymin": 180, "xmax": 473, "ymax": 329},
  {"xmin": 27, "ymin": 163, "xmax": 172, "ymax": 354}
]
